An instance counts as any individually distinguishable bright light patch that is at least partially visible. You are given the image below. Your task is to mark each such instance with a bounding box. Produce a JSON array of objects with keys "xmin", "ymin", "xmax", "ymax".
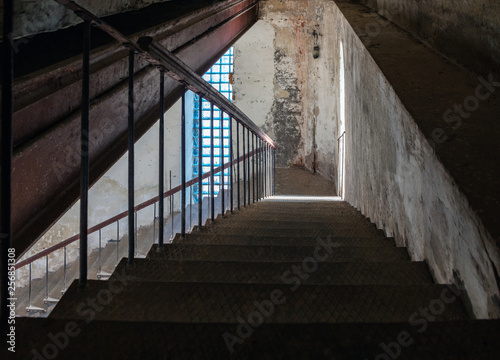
[{"xmin": 265, "ymin": 196, "xmax": 342, "ymax": 202}]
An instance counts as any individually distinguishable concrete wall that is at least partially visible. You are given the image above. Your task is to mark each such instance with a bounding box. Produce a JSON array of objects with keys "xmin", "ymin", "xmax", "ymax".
[
  {"xmin": 330, "ymin": 4, "xmax": 500, "ymax": 318},
  {"xmin": 360, "ymin": 0, "xmax": 500, "ymax": 76},
  {"xmin": 234, "ymin": 1, "xmax": 340, "ymax": 183},
  {"xmin": 1, "ymin": 0, "xmax": 171, "ymax": 40}
]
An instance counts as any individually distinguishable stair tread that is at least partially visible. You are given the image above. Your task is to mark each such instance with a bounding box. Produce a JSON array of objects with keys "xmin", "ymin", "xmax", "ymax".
[
  {"xmin": 175, "ymin": 233, "xmax": 395, "ymax": 246},
  {"xmin": 50, "ymin": 280, "xmax": 469, "ymax": 323},
  {"xmin": 20, "ymin": 199, "xmax": 485, "ymax": 358},
  {"xmin": 14, "ymin": 318, "xmax": 500, "ymax": 359},
  {"xmin": 147, "ymin": 243, "xmax": 410, "ymax": 262},
  {"xmin": 117, "ymin": 258, "xmax": 434, "ymax": 284},
  {"xmin": 207, "ymin": 219, "xmax": 379, "ymax": 230},
  {"xmin": 200, "ymin": 227, "xmax": 384, "ymax": 237}
]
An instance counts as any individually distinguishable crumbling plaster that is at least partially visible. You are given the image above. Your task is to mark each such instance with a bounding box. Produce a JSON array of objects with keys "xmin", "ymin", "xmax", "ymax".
[{"xmin": 234, "ymin": 0, "xmax": 339, "ymax": 183}]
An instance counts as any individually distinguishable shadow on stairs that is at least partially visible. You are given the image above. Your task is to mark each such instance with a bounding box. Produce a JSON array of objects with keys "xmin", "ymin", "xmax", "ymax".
[{"xmin": 11, "ymin": 199, "xmax": 500, "ymax": 359}]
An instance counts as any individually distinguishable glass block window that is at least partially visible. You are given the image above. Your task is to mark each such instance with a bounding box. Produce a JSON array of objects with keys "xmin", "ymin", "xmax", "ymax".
[{"xmin": 192, "ymin": 48, "xmax": 233, "ymax": 203}]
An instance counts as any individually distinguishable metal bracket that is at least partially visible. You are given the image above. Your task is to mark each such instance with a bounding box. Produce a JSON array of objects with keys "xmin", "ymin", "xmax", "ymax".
[
  {"xmin": 43, "ymin": 297, "xmax": 59, "ymax": 304},
  {"xmin": 26, "ymin": 305, "xmax": 46, "ymax": 314},
  {"xmin": 97, "ymin": 271, "xmax": 111, "ymax": 280}
]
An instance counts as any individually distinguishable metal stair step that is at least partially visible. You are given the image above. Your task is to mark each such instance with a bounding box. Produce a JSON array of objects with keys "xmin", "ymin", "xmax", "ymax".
[
  {"xmin": 116, "ymin": 258, "xmax": 434, "ymax": 285},
  {"xmin": 200, "ymin": 227, "xmax": 385, "ymax": 237},
  {"xmin": 14, "ymin": 318, "xmax": 500, "ymax": 359},
  {"xmin": 174, "ymin": 233, "xmax": 395, "ymax": 247},
  {"xmin": 146, "ymin": 244, "xmax": 410, "ymax": 262},
  {"xmin": 50, "ymin": 280, "xmax": 469, "ymax": 323}
]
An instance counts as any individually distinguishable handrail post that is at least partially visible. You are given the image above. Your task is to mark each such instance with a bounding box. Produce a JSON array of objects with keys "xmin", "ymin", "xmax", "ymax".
[
  {"xmin": 210, "ymin": 103, "xmax": 215, "ymax": 221},
  {"xmin": 252, "ymin": 133, "xmax": 255, "ymax": 203},
  {"xmin": 236, "ymin": 121, "xmax": 241, "ymax": 210},
  {"xmin": 247, "ymin": 128, "xmax": 251, "ymax": 205},
  {"xmin": 170, "ymin": 171, "xmax": 173, "ymax": 240},
  {"xmin": 263, "ymin": 141, "xmax": 265, "ymax": 198},
  {"xmin": 273, "ymin": 148, "xmax": 276, "ymax": 195},
  {"xmin": 79, "ymin": 19, "xmax": 91, "ymax": 288},
  {"xmin": 181, "ymin": 85, "xmax": 187, "ymax": 237},
  {"xmin": 158, "ymin": 70, "xmax": 165, "ymax": 247},
  {"xmin": 127, "ymin": 49, "xmax": 135, "ymax": 264},
  {"xmin": 198, "ymin": 96, "xmax": 203, "ymax": 228},
  {"xmin": 255, "ymin": 136, "xmax": 259, "ymax": 202},
  {"xmin": 259, "ymin": 138, "xmax": 262, "ymax": 200},
  {"xmin": 260, "ymin": 138, "xmax": 263, "ymax": 200},
  {"xmin": 242, "ymin": 125, "xmax": 246, "ymax": 208},
  {"xmin": 265, "ymin": 143, "xmax": 268, "ymax": 198},
  {"xmin": 1, "ymin": 0, "xmax": 13, "ymax": 330},
  {"xmin": 258, "ymin": 138, "xmax": 261, "ymax": 201},
  {"xmin": 229, "ymin": 117, "xmax": 234, "ymax": 213},
  {"xmin": 220, "ymin": 111, "xmax": 225, "ymax": 216}
]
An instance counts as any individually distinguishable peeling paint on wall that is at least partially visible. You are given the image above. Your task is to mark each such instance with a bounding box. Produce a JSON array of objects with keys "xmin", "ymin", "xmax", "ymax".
[{"xmin": 235, "ymin": 0, "xmax": 340, "ymax": 183}]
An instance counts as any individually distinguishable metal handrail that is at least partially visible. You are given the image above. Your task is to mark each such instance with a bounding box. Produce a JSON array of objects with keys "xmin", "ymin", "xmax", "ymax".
[
  {"xmin": 53, "ymin": 0, "xmax": 275, "ymax": 148},
  {"xmin": 16, "ymin": 0, "xmax": 275, "ymax": 288},
  {"xmin": 14, "ymin": 147, "xmax": 263, "ymax": 270}
]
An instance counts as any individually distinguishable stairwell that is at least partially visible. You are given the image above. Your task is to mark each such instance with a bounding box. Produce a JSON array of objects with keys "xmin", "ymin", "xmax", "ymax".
[{"xmin": 12, "ymin": 187, "xmax": 500, "ymax": 359}]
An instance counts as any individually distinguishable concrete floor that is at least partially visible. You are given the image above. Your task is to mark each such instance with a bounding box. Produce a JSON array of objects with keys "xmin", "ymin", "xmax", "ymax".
[{"xmin": 275, "ymin": 167, "xmax": 337, "ymax": 196}]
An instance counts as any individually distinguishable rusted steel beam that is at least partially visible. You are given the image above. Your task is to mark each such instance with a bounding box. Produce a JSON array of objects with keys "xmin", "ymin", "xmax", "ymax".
[{"xmin": 12, "ymin": 0, "xmax": 260, "ymax": 258}]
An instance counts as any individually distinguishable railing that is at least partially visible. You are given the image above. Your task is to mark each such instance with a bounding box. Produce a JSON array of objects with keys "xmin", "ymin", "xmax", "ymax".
[
  {"xmin": 12, "ymin": 0, "xmax": 275, "ymax": 313},
  {"xmin": 337, "ymin": 131, "xmax": 346, "ymax": 198}
]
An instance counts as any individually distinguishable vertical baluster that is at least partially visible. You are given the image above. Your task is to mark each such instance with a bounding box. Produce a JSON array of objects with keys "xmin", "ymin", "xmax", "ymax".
[
  {"xmin": 198, "ymin": 96, "xmax": 203, "ymax": 228},
  {"xmin": 265, "ymin": 143, "xmax": 268, "ymax": 198},
  {"xmin": 258, "ymin": 138, "xmax": 261, "ymax": 200},
  {"xmin": 243, "ymin": 125, "xmax": 246, "ymax": 208},
  {"xmin": 229, "ymin": 117, "xmax": 234, "ymax": 213},
  {"xmin": 260, "ymin": 138, "xmax": 263, "ymax": 200},
  {"xmin": 256, "ymin": 137, "xmax": 259, "ymax": 201},
  {"xmin": 153, "ymin": 202, "xmax": 157, "ymax": 242},
  {"xmin": 135, "ymin": 211, "xmax": 138, "ymax": 255},
  {"xmin": 44, "ymin": 256, "xmax": 49, "ymax": 303},
  {"xmin": 273, "ymin": 148, "xmax": 276, "ymax": 195},
  {"xmin": 43, "ymin": 255, "xmax": 58, "ymax": 305},
  {"xmin": 170, "ymin": 170, "xmax": 173, "ymax": 240},
  {"xmin": 252, "ymin": 133, "xmax": 255, "ymax": 203},
  {"xmin": 159, "ymin": 70, "xmax": 165, "ymax": 247},
  {"xmin": 247, "ymin": 128, "xmax": 250, "ymax": 205},
  {"xmin": 27, "ymin": 263, "xmax": 32, "ymax": 311},
  {"xmin": 220, "ymin": 111, "xmax": 225, "ymax": 216},
  {"xmin": 257, "ymin": 137, "xmax": 260, "ymax": 201},
  {"xmin": 62, "ymin": 247, "xmax": 67, "ymax": 294},
  {"xmin": 236, "ymin": 121, "xmax": 241, "ymax": 210},
  {"xmin": 189, "ymin": 186, "xmax": 193, "ymax": 230},
  {"xmin": 181, "ymin": 85, "xmax": 186, "ymax": 237},
  {"xmin": 79, "ymin": 19, "xmax": 91, "ymax": 288},
  {"xmin": 210, "ymin": 103, "xmax": 215, "ymax": 221},
  {"xmin": 127, "ymin": 49, "xmax": 135, "ymax": 265},
  {"xmin": 98, "ymin": 229, "xmax": 102, "ymax": 274},
  {"xmin": 26, "ymin": 261, "xmax": 45, "ymax": 313},
  {"xmin": 116, "ymin": 220, "xmax": 120, "ymax": 265}
]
